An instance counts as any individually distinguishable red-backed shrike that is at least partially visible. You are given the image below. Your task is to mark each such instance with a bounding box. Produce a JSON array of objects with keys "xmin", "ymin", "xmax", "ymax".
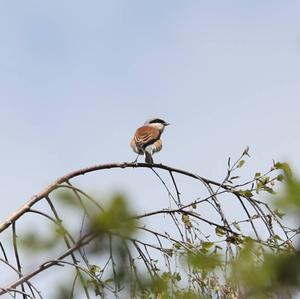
[{"xmin": 131, "ymin": 118, "xmax": 170, "ymax": 164}]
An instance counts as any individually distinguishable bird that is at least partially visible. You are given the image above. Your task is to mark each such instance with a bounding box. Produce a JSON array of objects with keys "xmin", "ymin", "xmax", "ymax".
[{"xmin": 130, "ymin": 118, "xmax": 169, "ymax": 164}]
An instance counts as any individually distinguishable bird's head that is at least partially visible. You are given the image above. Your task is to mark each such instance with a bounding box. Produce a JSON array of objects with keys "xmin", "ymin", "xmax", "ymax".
[{"xmin": 145, "ymin": 118, "xmax": 170, "ymax": 132}]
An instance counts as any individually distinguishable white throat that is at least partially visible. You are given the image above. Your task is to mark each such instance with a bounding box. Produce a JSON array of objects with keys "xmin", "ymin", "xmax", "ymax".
[{"xmin": 148, "ymin": 123, "xmax": 165, "ymax": 132}]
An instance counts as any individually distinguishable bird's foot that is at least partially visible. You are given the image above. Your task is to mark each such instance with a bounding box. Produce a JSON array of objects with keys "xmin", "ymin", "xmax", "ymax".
[{"xmin": 131, "ymin": 157, "xmax": 139, "ymax": 166}]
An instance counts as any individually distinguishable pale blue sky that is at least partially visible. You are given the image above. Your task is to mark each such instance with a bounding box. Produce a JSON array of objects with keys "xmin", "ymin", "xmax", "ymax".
[{"xmin": 0, "ymin": 1, "xmax": 300, "ymax": 295}]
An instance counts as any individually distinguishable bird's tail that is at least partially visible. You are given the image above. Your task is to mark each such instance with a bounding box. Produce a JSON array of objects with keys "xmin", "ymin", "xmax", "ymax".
[{"xmin": 145, "ymin": 151, "xmax": 154, "ymax": 164}]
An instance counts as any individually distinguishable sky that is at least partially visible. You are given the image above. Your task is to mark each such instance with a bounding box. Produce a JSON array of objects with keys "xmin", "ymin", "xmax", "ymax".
[{"xmin": 0, "ymin": 0, "xmax": 300, "ymax": 296}]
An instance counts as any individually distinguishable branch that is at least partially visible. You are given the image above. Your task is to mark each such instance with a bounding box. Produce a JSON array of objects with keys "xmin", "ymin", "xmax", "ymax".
[
  {"xmin": 0, "ymin": 162, "xmax": 229, "ymax": 233},
  {"xmin": 0, "ymin": 233, "xmax": 96, "ymax": 295}
]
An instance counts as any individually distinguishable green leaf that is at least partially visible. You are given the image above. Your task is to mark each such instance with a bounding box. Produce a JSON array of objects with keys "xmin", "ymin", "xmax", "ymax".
[
  {"xmin": 273, "ymin": 208, "xmax": 285, "ymax": 219},
  {"xmin": 91, "ymin": 194, "xmax": 138, "ymax": 237},
  {"xmin": 182, "ymin": 214, "xmax": 189, "ymax": 224},
  {"xmin": 56, "ymin": 226, "xmax": 67, "ymax": 237},
  {"xmin": 173, "ymin": 242, "xmax": 181, "ymax": 249},
  {"xmin": 274, "ymin": 162, "xmax": 292, "ymax": 178},
  {"xmin": 277, "ymin": 178, "xmax": 300, "ymax": 210},
  {"xmin": 20, "ymin": 232, "xmax": 58, "ymax": 252},
  {"xmin": 174, "ymin": 272, "xmax": 181, "ymax": 282},
  {"xmin": 202, "ymin": 242, "xmax": 214, "ymax": 250},
  {"xmin": 187, "ymin": 252, "xmax": 221, "ymax": 272},
  {"xmin": 182, "ymin": 214, "xmax": 192, "ymax": 229},
  {"xmin": 233, "ymin": 222, "xmax": 241, "ymax": 231},
  {"xmin": 239, "ymin": 189, "xmax": 253, "ymax": 198},
  {"xmin": 277, "ymin": 174, "xmax": 284, "ymax": 182},
  {"xmin": 215, "ymin": 226, "xmax": 226, "ymax": 237},
  {"xmin": 260, "ymin": 176, "xmax": 270, "ymax": 185},
  {"xmin": 237, "ymin": 160, "xmax": 246, "ymax": 168},
  {"xmin": 161, "ymin": 272, "xmax": 171, "ymax": 281},
  {"xmin": 226, "ymin": 235, "xmax": 242, "ymax": 244},
  {"xmin": 89, "ymin": 265, "xmax": 102, "ymax": 275},
  {"xmin": 56, "ymin": 190, "xmax": 81, "ymax": 208},
  {"xmin": 273, "ymin": 234, "xmax": 283, "ymax": 241},
  {"xmin": 263, "ymin": 186, "xmax": 276, "ymax": 194},
  {"xmin": 104, "ymin": 278, "xmax": 114, "ymax": 284},
  {"xmin": 164, "ymin": 249, "xmax": 173, "ymax": 257}
]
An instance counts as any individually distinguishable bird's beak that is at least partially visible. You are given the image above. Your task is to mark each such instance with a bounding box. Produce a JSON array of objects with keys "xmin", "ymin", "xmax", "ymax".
[{"xmin": 164, "ymin": 123, "xmax": 170, "ymax": 126}]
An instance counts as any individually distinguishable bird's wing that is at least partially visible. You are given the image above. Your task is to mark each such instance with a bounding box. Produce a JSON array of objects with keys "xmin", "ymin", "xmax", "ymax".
[{"xmin": 134, "ymin": 126, "xmax": 161, "ymax": 148}]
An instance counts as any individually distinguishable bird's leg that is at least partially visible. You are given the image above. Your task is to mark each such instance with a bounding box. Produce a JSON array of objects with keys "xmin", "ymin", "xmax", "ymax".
[
  {"xmin": 132, "ymin": 154, "xmax": 139, "ymax": 164},
  {"xmin": 145, "ymin": 150, "xmax": 154, "ymax": 164}
]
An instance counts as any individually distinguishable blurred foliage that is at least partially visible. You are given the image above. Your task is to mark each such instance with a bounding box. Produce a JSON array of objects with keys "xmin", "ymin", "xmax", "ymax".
[
  {"xmin": 227, "ymin": 161, "xmax": 300, "ymax": 299},
  {"xmin": 90, "ymin": 194, "xmax": 138, "ymax": 236},
  {"xmin": 15, "ymin": 160, "xmax": 300, "ymax": 298}
]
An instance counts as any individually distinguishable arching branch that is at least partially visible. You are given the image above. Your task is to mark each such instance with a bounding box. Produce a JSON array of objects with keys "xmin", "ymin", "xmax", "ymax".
[{"xmin": 0, "ymin": 162, "xmax": 230, "ymax": 234}]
